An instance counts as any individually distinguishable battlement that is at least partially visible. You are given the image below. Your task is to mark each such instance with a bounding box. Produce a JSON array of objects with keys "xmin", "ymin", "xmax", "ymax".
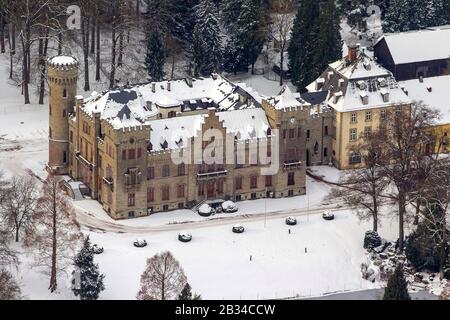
[{"xmin": 47, "ymin": 56, "xmax": 79, "ymax": 70}]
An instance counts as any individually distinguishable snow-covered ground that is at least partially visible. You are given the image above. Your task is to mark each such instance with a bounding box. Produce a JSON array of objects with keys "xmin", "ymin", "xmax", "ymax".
[{"xmin": 13, "ymin": 209, "xmax": 399, "ymax": 300}]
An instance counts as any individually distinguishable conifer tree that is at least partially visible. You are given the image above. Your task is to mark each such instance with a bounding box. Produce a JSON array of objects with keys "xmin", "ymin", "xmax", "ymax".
[
  {"xmin": 313, "ymin": 0, "xmax": 343, "ymax": 79},
  {"xmin": 192, "ymin": 0, "xmax": 222, "ymax": 76},
  {"xmin": 383, "ymin": 264, "xmax": 411, "ymax": 300},
  {"xmin": 178, "ymin": 282, "xmax": 202, "ymax": 300},
  {"xmin": 288, "ymin": 0, "xmax": 320, "ymax": 91},
  {"xmin": 236, "ymin": 0, "xmax": 264, "ymax": 74},
  {"xmin": 72, "ymin": 237, "xmax": 105, "ymax": 300},
  {"xmin": 145, "ymin": 31, "xmax": 166, "ymax": 82}
]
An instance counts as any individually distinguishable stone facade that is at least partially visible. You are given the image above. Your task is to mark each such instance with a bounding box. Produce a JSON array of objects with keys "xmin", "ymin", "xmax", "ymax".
[{"xmin": 48, "ymin": 57, "xmax": 332, "ymax": 219}]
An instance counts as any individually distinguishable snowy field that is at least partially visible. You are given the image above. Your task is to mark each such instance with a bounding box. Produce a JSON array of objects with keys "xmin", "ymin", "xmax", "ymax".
[{"xmin": 14, "ymin": 209, "xmax": 399, "ymax": 300}]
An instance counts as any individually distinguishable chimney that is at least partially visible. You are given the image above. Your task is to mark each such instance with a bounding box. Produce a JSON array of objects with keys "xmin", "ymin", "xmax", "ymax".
[
  {"xmin": 151, "ymin": 83, "xmax": 156, "ymax": 93},
  {"xmin": 419, "ymin": 76, "xmax": 424, "ymax": 83},
  {"xmin": 167, "ymin": 81, "xmax": 171, "ymax": 92},
  {"xmin": 348, "ymin": 44, "xmax": 358, "ymax": 63},
  {"xmin": 427, "ymin": 86, "xmax": 432, "ymax": 92}
]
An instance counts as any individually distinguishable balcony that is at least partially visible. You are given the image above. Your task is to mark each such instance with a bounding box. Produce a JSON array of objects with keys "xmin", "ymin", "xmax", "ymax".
[
  {"xmin": 102, "ymin": 177, "xmax": 114, "ymax": 192},
  {"xmin": 283, "ymin": 160, "xmax": 302, "ymax": 170},
  {"xmin": 197, "ymin": 170, "xmax": 228, "ymax": 180}
]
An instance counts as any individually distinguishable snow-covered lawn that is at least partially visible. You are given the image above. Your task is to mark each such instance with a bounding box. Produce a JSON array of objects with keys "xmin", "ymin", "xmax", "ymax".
[{"xmin": 14, "ymin": 209, "xmax": 399, "ymax": 300}]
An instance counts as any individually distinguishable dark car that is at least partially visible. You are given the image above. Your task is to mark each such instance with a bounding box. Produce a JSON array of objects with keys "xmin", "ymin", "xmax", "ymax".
[
  {"xmin": 133, "ymin": 238, "xmax": 148, "ymax": 248},
  {"xmin": 285, "ymin": 217, "xmax": 297, "ymax": 226},
  {"xmin": 178, "ymin": 233, "xmax": 193, "ymax": 243},
  {"xmin": 232, "ymin": 225, "xmax": 245, "ymax": 234}
]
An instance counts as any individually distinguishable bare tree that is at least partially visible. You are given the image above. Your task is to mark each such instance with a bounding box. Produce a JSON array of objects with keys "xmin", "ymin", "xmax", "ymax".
[
  {"xmin": 377, "ymin": 103, "xmax": 440, "ymax": 251},
  {"xmin": 137, "ymin": 251, "xmax": 187, "ymax": 300},
  {"xmin": 0, "ymin": 269, "xmax": 21, "ymax": 300},
  {"xmin": 0, "ymin": 229, "xmax": 18, "ymax": 267},
  {"xmin": 0, "ymin": 176, "xmax": 38, "ymax": 242},
  {"xmin": 330, "ymin": 130, "xmax": 389, "ymax": 232},
  {"xmin": 270, "ymin": 0, "xmax": 294, "ymax": 86},
  {"xmin": 25, "ymin": 175, "xmax": 81, "ymax": 293}
]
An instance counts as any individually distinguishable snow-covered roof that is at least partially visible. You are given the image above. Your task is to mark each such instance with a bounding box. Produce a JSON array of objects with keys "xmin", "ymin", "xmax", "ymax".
[
  {"xmin": 307, "ymin": 53, "xmax": 411, "ymax": 112},
  {"xmin": 148, "ymin": 114, "xmax": 207, "ymax": 152},
  {"xmin": 266, "ymin": 86, "xmax": 309, "ymax": 110},
  {"xmin": 48, "ymin": 56, "xmax": 78, "ymax": 67},
  {"xmin": 146, "ymin": 108, "xmax": 271, "ymax": 153},
  {"xmin": 137, "ymin": 75, "xmax": 249, "ymax": 111},
  {"xmin": 400, "ymin": 75, "xmax": 450, "ymax": 125},
  {"xmin": 83, "ymin": 88, "xmax": 158, "ymax": 129},
  {"xmin": 217, "ymin": 108, "xmax": 271, "ymax": 140},
  {"xmin": 378, "ymin": 27, "xmax": 450, "ymax": 64},
  {"xmin": 328, "ymin": 55, "xmax": 389, "ymax": 80}
]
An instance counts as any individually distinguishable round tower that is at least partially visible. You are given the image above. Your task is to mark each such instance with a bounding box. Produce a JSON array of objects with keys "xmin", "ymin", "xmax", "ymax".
[{"xmin": 47, "ymin": 56, "xmax": 79, "ymax": 175}]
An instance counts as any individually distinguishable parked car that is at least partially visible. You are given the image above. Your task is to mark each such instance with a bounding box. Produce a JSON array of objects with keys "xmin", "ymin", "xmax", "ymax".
[
  {"xmin": 232, "ymin": 224, "xmax": 245, "ymax": 234},
  {"xmin": 198, "ymin": 204, "xmax": 214, "ymax": 217},
  {"xmin": 178, "ymin": 233, "xmax": 193, "ymax": 243},
  {"xmin": 92, "ymin": 244, "xmax": 104, "ymax": 254},
  {"xmin": 285, "ymin": 217, "xmax": 297, "ymax": 226},
  {"xmin": 222, "ymin": 201, "xmax": 238, "ymax": 213},
  {"xmin": 133, "ymin": 238, "xmax": 147, "ymax": 248},
  {"xmin": 322, "ymin": 211, "xmax": 335, "ymax": 221}
]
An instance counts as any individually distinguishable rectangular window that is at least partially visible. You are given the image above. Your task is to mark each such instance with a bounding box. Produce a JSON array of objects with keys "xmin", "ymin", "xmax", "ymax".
[
  {"xmin": 298, "ymin": 127, "xmax": 302, "ymax": 138},
  {"xmin": 128, "ymin": 193, "xmax": 135, "ymax": 207},
  {"xmin": 288, "ymin": 172, "xmax": 295, "ymax": 186},
  {"xmin": 147, "ymin": 188, "xmax": 154, "ymax": 203},
  {"xmin": 177, "ymin": 184, "xmax": 185, "ymax": 198},
  {"xmin": 198, "ymin": 184, "xmax": 205, "ymax": 196},
  {"xmin": 365, "ymin": 111, "xmax": 372, "ymax": 122},
  {"xmin": 178, "ymin": 164, "xmax": 185, "ymax": 176},
  {"xmin": 162, "ymin": 165, "xmax": 170, "ymax": 177},
  {"xmin": 306, "ymin": 130, "xmax": 311, "ymax": 139},
  {"xmin": 364, "ymin": 127, "xmax": 372, "ymax": 138},
  {"xmin": 147, "ymin": 167, "xmax": 155, "ymax": 180},
  {"xmin": 349, "ymin": 153, "xmax": 362, "ymax": 164},
  {"xmin": 283, "ymin": 130, "xmax": 287, "ymax": 139},
  {"xmin": 217, "ymin": 180, "xmax": 224, "ymax": 194},
  {"xmin": 350, "ymin": 128, "xmax": 357, "ymax": 141},
  {"xmin": 265, "ymin": 175, "xmax": 273, "ymax": 187},
  {"xmin": 235, "ymin": 177, "xmax": 243, "ymax": 190},
  {"xmin": 324, "ymin": 126, "xmax": 329, "ymax": 136},
  {"xmin": 351, "ymin": 112, "xmax": 357, "ymax": 123},
  {"xmin": 128, "ymin": 149, "xmax": 136, "ymax": 160},
  {"xmin": 162, "ymin": 186, "xmax": 170, "ymax": 201},
  {"xmin": 289, "ymin": 129, "xmax": 295, "ymax": 139},
  {"xmin": 381, "ymin": 110, "xmax": 387, "ymax": 120},
  {"xmin": 250, "ymin": 176, "xmax": 258, "ymax": 189}
]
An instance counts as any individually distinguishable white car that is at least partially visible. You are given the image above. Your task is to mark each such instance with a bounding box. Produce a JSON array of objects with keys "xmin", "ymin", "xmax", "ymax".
[
  {"xmin": 178, "ymin": 233, "xmax": 193, "ymax": 243},
  {"xmin": 198, "ymin": 204, "xmax": 214, "ymax": 217},
  {"xmin": 222, "ymin": 201, "xmax": 238, "ymax": 213}
]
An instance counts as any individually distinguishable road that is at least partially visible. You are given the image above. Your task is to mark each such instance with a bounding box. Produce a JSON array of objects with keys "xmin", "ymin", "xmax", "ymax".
[
  {"xmin": 76, "ymin": 201, "xmax": 349, "ymax": 234},
  {"xmin": 304, "ymin": 288, "xmax": 438, "ymax": 300}
]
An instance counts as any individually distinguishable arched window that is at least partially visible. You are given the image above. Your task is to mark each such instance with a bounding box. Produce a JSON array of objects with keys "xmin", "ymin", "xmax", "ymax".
[{"xmin": 63, "ymin": 88, "xmax": 67, "ymax": 98}]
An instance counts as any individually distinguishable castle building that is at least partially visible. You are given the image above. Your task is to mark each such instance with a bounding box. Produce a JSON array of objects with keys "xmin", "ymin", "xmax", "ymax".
[
  {"xmin": 307, "ymin": 47, "xmax": 412, "ymax": 169},
  {"xmin": 47, "ymin": 56, "xmax": 333, "ymax": 219}
]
